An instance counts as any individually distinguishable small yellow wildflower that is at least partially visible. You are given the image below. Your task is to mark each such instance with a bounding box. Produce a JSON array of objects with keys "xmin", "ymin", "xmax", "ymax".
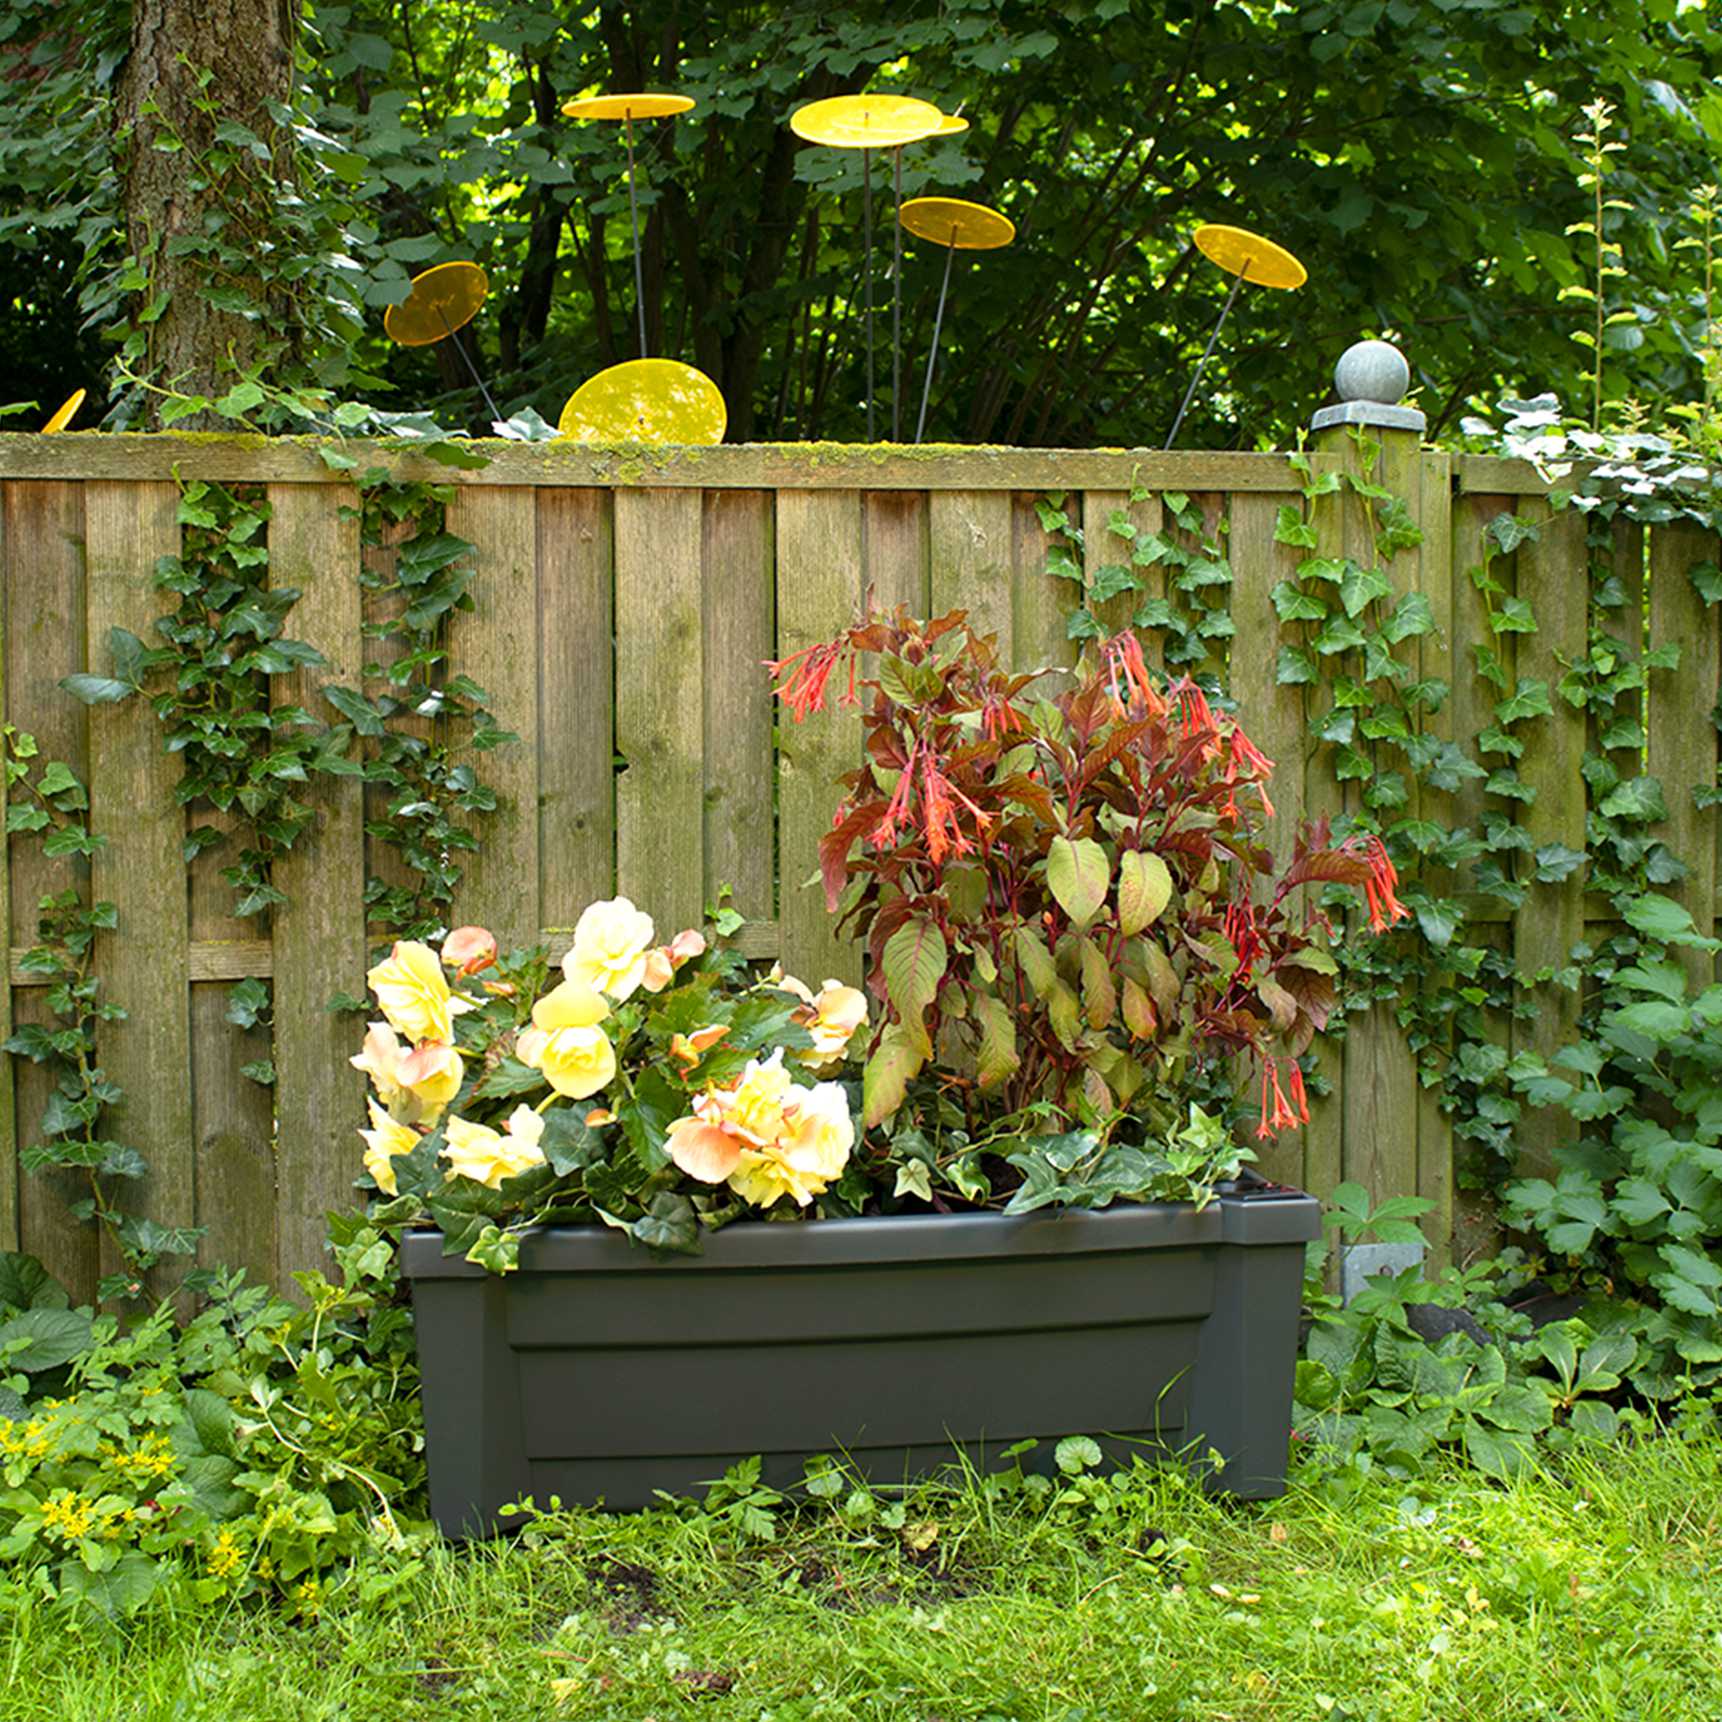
[
  {"xmin": 208, "ymin": 1530, "xmax": 246, "ymax": 1578},
  {"xmin": 39, "ymin": 1491, "xmax": 96, "ymax": 1541}
]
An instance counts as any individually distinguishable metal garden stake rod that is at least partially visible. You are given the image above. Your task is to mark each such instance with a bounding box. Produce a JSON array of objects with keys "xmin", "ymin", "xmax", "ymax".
[
  {"xmin": 892, "ymin": 146, "xmax": 905, "ymax": 442},
  {"xmin": 436, "ymin": 303, "xmax": 503, "ymax": 425},
  {"xmin": 624, "ymin": 114, "xmax": 648, "ymax": 359},
  {"xmin": 862, "ymin": 147, "xmax": 875, "ymax": 441},
  {"xmin": 916, "ymin": 231, "xmax": 958, "ymax": 444},
  {"xmin": 1164, "ymin": 257, "xmax": 1248, "ymax": 450},
  {"xmin": 1162, "ymin": 224, "xmax": 1309, "ymax": 449}
]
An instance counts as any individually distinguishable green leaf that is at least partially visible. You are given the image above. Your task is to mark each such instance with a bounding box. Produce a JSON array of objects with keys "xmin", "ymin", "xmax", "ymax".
[
  {"xmin": 1116, "ymin": 849, "xmax": 1172, "ymax": 937},
  {"xmin": 0, "ymin": 1252, "xmax": 69, "ymax": 1311},
  {"xmin": 0, "ymin": 1305, "xmax": 92, "ymax": 1370},
  {"xmin": 633, "ymin": 1192, "xmax": 698, "ymax": 1253},
  {"xmin": 863, "ymin": 1022, "xmax": 925, "ymax": 1128},
  {"xmin": 1055, "ymin": 1435, "xmax": 1103, "ymax": 1474},
  {"xmin": 973, "ymin": 993, "xmax": 1019, "ymax": 1090},
  {"xmin": 58, "ymin": 674, "xmax": 135, "ymax": 706},
  {"xmin": 882, "ymin": 918, "xmax": 948, "ymax": 1051},
  {"xmin": 1013, "ymin": 925, "xmax": 1058, "ymax": 998},
  {"xmin": 1046, "ymin": 835, "xmax": 1110, "ymax": 930},
  {"xmin": 1273, "ymin": 504, "xmax": 1318, "ymax": 548}
]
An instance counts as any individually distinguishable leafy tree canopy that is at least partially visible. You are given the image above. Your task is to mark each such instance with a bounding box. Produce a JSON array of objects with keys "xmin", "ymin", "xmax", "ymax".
[{"xmin": 1, "ymin": 0, "xmax": 1719, "ymax": 443}]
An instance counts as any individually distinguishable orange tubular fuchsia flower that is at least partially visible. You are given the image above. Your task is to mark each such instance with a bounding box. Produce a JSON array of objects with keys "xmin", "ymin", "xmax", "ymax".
[
  {"xmin": 768, "ymin": 637, "xmax": 856, "ymax": 723},
  {"xmin": 1100, "ymin": 631, "xmax": 1166, "ymax": 719},
  {"xmin": 1256, "ymin": 1056, "xmax": 1308, "ymax": 1139},
  {"xmin": 1339, "ymin": 833, "xmax": 1410, "ymax": 933}
]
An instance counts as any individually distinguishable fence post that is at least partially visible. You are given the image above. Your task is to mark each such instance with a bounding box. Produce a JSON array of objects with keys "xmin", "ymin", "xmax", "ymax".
[{"xmin": 1309, "ymin": 342, "xmax": 1452, "ymax": 1264}]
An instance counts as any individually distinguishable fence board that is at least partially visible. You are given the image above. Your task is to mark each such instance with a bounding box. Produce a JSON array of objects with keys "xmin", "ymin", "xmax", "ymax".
[
  {"xmin": 702, "ymin": 491, "xmax": 776, "ymax": 927},
  {"xmin": 447, "ymin": 488, "xmax": 541, "ymax": 952},
  {"xmin": 776, "ymin": 490, "xmax": 864, "ymax": 985},
  {"xmin": 271, "ymin": 484, "xmax": 366, "ymax": 1285},
  {"xmin": 5, "ymin": 483, "xmax": 89, "ymax": 1287},
  {"xmin": 1011, "ymin": 491, "xmax": 1078, "ymax": 676},
  {"xmin": 1228, "ymin": 490, "xmax": 1312, "ymax": 1192},
  {"xmin": 1082, "ymin": 490, "xmax": 1162, "ymax": 651},
  {"xmin": 930, "ymin": 490, "xmax": 1013, "ymax": 654},
  {"xmin": 1512, "ymin": 500, "xmax": 1589, "ymax": 1178},
  {"xmin": 1647, "ymin": 522, "xmax": 1719, "ymax": 993},
  {"xmin": 864, "ymin": 490, "xmax": 929, "ymax": 615},
  {"xmin": 538, "ymin": 489, "xmax": 615, "ymax": 927},
  {"xmin": 85, "ymin": 480, "xmax": 194, "ymax": 1298},
  {"xmin": 614, "ymin": 488, "xmax": 705, "ymax": 940},
  {"xmin": 0, "ymin": 498, "xmax": 9, "ymax": 1251}
]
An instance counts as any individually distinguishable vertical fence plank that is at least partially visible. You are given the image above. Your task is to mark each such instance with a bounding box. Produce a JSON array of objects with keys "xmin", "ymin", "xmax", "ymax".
[
  {"xmin": 1414, "ymin": 451, "xmax": 1456, "ymax": 1266},
  {"xmin": 3, "ymin": 485, "xmax": 88, "ymax": 1278},
  {"xmin": 1082, "ymin": 490, "xmax": 1163, "ymax": 648},
  {"xmin": 1228, "ymin": 489, "xmax": 1312, "ymax": 1192},
  {"xmin": 929, "ymin": 491, "xmax": 1013, "ymax": 655},
  {"xmin": 702, "ymin": 491, "xmax": 775, "ymax": 928},
  {"xmin": 865, "ymin": 491, "xmax": 929, "ymax": 616},
  {"xmin": 1011, "ymin": 491, "xmax": 1078, "ymax": 676},
  {"xmin": 1513, "ymin": 501, "xmax": 1589, "ymax": 1178},
  {"xmin": 271, "ymin": 484, "xmax": 366, "ymax": 1284},
  {"xmin": 0, "ymin": 497, "xmax": 9, "ymax": 1252},
  {"xmin": 538, "ymin": 489, "xmax": 615, "ymax": 929},
  {"xmin": 776, "ymin": 490, "xmax": 864, "ymax": 984},
  {"xmin": 85, "ymin": 480, "xmax": 194, "ymax": 1298},
  {"xmin": 360, "ymin": 514, "xmax": 420, "ymax": 931},
  {"xmin": 446, "ymin": 488, "xmax": 540, "ymax": 953},
  {"xmin": 614, "ymin": 488, "xmax": 705, "ymax": 939},
  {"xmin": 1647, "ymin": 522, "xmax": 1719, "ymax": 990}
]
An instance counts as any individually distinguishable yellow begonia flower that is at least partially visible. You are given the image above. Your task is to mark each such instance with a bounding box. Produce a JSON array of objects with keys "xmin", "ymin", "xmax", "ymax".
[
  {"xmin": 666, "ymin": 1114, "xmax": 744, "ymax": 1183},
  {"xmin": 700, "ymin": 1049, "xmax": 792, "ymax": 1147},
  {"xmin": 727, "ymin": 1079, "xmax": 854, "ymax": 1209},
  {"xmin": 367, "ymin": 940, "xmax": 475, "ymax": 1044},
  {"xmin": 359, "ymin": 1100, "xmax": 419, "ymax": 1196},
  {"xmin": 516, "ymin": 982, "xmax": 615, "ymax": 1099},
  {"xmin": 351, "ymin": 1022, "xmax": 464, "ymax": 1124},
  {"xmin": 563, "ymin": 896, "xmax": 656, "ymax": 1000},
  {"xmin": 804, "ymin": 979, "xmax": 869, "ymax": 1062},
  {"xmin": 441, "ymin": 1105, "xmax": 547, "ymax": 1189}
]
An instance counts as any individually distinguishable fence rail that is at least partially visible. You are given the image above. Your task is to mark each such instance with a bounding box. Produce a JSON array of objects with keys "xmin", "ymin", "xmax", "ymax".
[{"xmin": 0, "ymin": 432, "xmax": 1712, "ymax": 1302}]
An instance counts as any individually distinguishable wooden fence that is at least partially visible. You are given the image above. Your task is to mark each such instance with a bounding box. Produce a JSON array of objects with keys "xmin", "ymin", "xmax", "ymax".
[{"xmin": 0, "ymin": 432, "xmax": 1714, "ymax": 1302}]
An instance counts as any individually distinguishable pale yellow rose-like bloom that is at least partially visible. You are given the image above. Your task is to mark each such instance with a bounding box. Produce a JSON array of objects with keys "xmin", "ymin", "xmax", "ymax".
[
  {"xmin": 666, "ymin": 1114, "xmax": 744, "ymax": 1184},
  {"xmin": 638, "ymin": 948, "xmax": 675, "ymax": 994},
  {"xmin": 396, "ymin": 1041, "xmax": 465, "ymax": 1123},
  {"xmin": 441, "ymin": 1105, "xmax": 547, "ymax": 1189},
  {"xmin": 698, "ymin": 1049, "xmax": 792, "ymax": 1147},
  {"xmin": 778, "ymin": 1080, "xmax": 855, "ymax": 1181},
  {"xmin": 804, "ymin": 980, "xmax": 869, "ymax": 1063},
  {"xmin": 562, "ymin": 897, "xmax": 656, "ymax": 1000},
  {"xmin": 351, "ymin": 1022, "xmax": 411, "ymax": 1114},
  {"xmin": 516, "ymin": 979, "xmax": 616, "ymax": 1099},
  {"xmin": 359, "ymin": 1100, "xmax": 419, "ymax": 1197},
  {"xmin": 367, "ymin": 940, "xmax": 475, "ymax": 1045}
]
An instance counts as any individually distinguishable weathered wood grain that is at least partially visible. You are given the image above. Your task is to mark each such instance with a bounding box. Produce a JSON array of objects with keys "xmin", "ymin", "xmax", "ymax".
[
  {"xmin": 1512, "ymin": 498, "xmax": 1589, "ymax": 1179},
  {"xmin": 614, "ymin": 488, "xmax": 705, "ymax": 938},
  {"xmin": 702, "ymin": 490, "xmax": 776, "ymax": 927},
  {"xmin": 537, "ymin": 489, "xmax": 614, "ymax": 927},
  {"xmin": 776, "ymin": 490, "xmax": 865, "ymax": 986},
  {"xmin": 929, "ymin": 490, "xmax": 1014, "ymax": 652},
  {"xmin": 270, "ymin": 483, "xmax": 367, "ymax": 1287},
  {"xmin": 0, "ymin": 433, "xmax": 1315, "ymax": 494},
  {"xmin": 1647, "ymin": 521, "xmax": 1720, "ymax": 992},
  {"xmin": 446, "ymin": 488, "xmax": 541, "ymax": 951},
  {"xmin": 85, "ymin": 480, "xmax": 194, "ymax": 1297}
]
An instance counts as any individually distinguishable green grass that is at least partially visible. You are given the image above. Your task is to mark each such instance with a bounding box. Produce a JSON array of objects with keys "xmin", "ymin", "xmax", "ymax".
[{"xmin": 4, "ymin": 1423, "xmax": 1720, "ymax": 1722}]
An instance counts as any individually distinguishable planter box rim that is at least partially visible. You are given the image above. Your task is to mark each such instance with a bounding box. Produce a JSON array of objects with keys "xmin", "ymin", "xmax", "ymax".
[{"xmin": 400, "ymin": 1185, "xmax": 1320, "ymax": 1278}]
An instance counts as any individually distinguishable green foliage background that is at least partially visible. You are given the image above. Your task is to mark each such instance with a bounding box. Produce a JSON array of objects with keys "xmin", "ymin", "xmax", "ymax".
[{"xmin": 2, "ymin": 0, "xmax": 1721, "ymax": 442}]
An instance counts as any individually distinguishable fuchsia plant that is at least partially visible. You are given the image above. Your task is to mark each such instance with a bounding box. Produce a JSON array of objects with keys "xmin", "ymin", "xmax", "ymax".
[{"xmin": 772, "ymin": 612, "xmax": 1406, "ymax": 1156}]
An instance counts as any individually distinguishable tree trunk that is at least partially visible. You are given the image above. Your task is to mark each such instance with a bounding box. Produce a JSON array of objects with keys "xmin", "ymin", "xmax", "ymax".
[{"xmin": 117, "ymin": 0, "xmax": 302, "ymax": 424}]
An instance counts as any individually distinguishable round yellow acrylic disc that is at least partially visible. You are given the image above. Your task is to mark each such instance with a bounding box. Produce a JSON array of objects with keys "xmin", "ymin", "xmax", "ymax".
[
  {"xmin": 931, "ymin": 113, "xmax": 969, "ymax": 136},
  {"xmin": 1192, "ymin": 224, "xmax": 1306, "ymax": 290},
  {"xmin": 790, "ymin": 94, "xmax": 945, "ymax": 149},
  {"xmin": 557, "ymin": 359, "xmax": 727, "ymax": 444},
  {"xmin": 383, "ymin": 262, "xmax": 490, "ymax": 346},
  {"xmin": 561, "ymin": 92, "xmax": 695, "ymax": 122},
  {"xmin": 42, "ymin": 389, "xmax": 85, "ymax": 434},
  {"xmin": 899, "ymin": 197, "xmax": 1015, "ymax": 251}
]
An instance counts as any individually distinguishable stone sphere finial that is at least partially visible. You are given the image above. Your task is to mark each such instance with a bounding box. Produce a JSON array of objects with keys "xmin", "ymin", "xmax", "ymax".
[
  {"xmin": 1334, "ymin": 339, "xmax": 1410, "ymax": 406},
  {"xmin": 1311, "ymin": 338, "xmax": 1424, "ymax": 435}
]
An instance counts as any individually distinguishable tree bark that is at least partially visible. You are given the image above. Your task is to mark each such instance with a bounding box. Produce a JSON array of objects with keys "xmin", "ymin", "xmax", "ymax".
[{"xmin": 117, "ymin": 0, "xmax": 302, "ymax": 424}]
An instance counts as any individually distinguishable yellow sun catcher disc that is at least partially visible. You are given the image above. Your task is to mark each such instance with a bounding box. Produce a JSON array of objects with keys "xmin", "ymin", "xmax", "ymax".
[
  {"xmin": 384, "ymin": 262, "xmax": 490, "ymax": 347},
  {"xmin": 790, "ymin": 94, "xmax": 944, "ymax": 149},
  {"xmin": 561, "ymin": 92, "xmax": 695, "ymax": 122},
  {"xmin": 931, "ymin": 113, "xmax": 969, "ymax": 136},
  {"xmin": 557, "ymin": 359, "xmax": 726, "ymax": 444},
  {"xmin": 42, "ymin": 389, "xmax": 85, "ymax": 434},
  {"xmin": 1192, "ymin": 224, "xmax": 1306, "ymax": 290},
  {"xmin": 900, "ymin": 197, "xmax": 1015, "ymax": 251}
]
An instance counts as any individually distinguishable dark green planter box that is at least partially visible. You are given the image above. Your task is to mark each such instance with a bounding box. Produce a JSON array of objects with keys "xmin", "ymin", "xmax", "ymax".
[{"xmin": 401, "ymin": 1186, "xmax": 1319, "ymax": 1536}]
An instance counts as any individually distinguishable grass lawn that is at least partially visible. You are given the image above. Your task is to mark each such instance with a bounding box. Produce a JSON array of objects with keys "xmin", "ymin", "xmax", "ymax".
[{"xmin": 4, "ymin": 1422, "xmax": 1719, "ymax": 1722}]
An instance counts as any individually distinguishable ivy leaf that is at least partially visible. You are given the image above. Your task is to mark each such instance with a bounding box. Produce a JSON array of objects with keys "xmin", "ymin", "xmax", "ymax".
[
  {"xmin": 1533, "ymin": 843, "xmax": 1587, "ymax": 882},
  {"xmin": 1491, "ymin": 596, "xmax": 1538, "ymax": 634},
  {"xmin": 632, "ymin": 1192, "xmax": 698, "ymax": 1254},
  {"xmin": 1338, "ymin": 564, "xmax": 1393, "ymax": 619},
  {"xmin": 1486, "ymin": 512, "xmax": 1540, "ymax": 555},
  {"xmin": 1271, "ymin": 580, "xmax": 1327, "ymax": 623},
  {"xmin": 1273, "ymin": 504, "xmax": 1318, "ymax": 548},
  {"xmin": 1494, "ymin": 680, "xmax": 1552, "ymax": 724}
]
